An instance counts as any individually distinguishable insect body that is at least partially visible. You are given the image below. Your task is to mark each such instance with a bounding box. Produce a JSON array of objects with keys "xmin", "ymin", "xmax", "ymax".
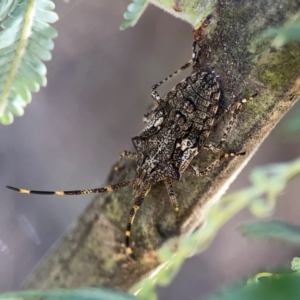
[{"xmin": 7, "ymin": 43, "xmax": 251, "ymax": 260}]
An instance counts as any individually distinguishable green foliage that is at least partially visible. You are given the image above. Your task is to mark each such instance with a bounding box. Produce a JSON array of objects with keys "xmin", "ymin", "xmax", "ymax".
[
  {"xmin": 120, "ymin": 0, "xmax": 149, "ymax": 30},
  {"xmin": 121, "ymin": 2, "xmax": 300, "ymax": 34},
  {"xmin": 121, "ymin": 0, "xmax": 217, "ymax": 30},
  {"xmin": 247, "ymin": 157, "xmax": 300, "ymax": 217},
  {"xmin": 203, "ymin": 224, "xmax": 300, "ymax": 300},
  {"xmin": 174, "ymin": 252, "xmax": 300, "ymax": 300},
  {"xmin": 131, "ymin": 157, "xmax": 300, "ymax": 300},
  {"xmin": 204, "ymin": 274, "xmax": 300, "ymax": 300},
  {"xmin": 0, "ymin": 288, "xmax": 136, "ymax": 300},
  {"xmin": 240, "ymin": 221, "xmax": 300, "ymax": 245},
  {"xmin": 149, "ymin": 0, "xmax": 217, "ymax": 28},
  {"xmin": 291, "ymin": 257, "xmax": 300, "ymax": 271},
  {"xmin": 0, "ymin": 0, "xmax": 58, "ymax": 125}
]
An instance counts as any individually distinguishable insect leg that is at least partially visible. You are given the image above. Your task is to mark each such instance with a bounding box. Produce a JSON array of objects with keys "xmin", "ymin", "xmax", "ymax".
[
  {"xmin": 6, "ymin": 180, "xmax": 134, "ymax": 196},
  {"xmin": 125, "ymin": 196, "xmax": 145, "ymax": 261},
  {"xmin": 203, "ymin": 94, "xmax": 256, "ymax": 153},
  {"xmin": 164, "ymin": 178, "xmax": 179, "ymax": 219},
  {"xmin": 151, "ymin": 42, "xmax": 198, "ymax": 105},
  {"xmin": 189, "ymin": 152, "xmax": 246, "ymax": 177}
]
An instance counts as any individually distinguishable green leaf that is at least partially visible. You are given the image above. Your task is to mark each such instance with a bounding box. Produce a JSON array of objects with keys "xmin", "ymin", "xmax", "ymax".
[
  {"xmin": 240, "ymin": 221, "xmax": 300, "ymax": 245},
  {"xmin": 0, "ymin": 288, "xmax": 136, "ymax": 300},
  {"xmin": 120, "ymin": 0, "xmax": 149, "ymax": 30},
  {"xmin": 0, "ymin": 110, "xmax": 13, "ymax": 125},
  {"xmin": 204, "ymin": 274, "xmax": 300, "ymax": 300},
  {"xmin": 147, "ymin": 0, "xmax": 217, "ymax": 28},
  {"xmin": 291, "ymin": 257, "xmax": 300, "ymax": 271},
  {"xmin": 0, "ymin": 0, "xmax": 58, "ymax": 125},
  {"xmin": 0, "ymin": 0, "xmax": 14, "ymax": 20}
]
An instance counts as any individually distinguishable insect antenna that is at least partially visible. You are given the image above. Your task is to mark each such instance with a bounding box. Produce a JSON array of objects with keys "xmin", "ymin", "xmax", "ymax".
[{"xmin": 6, "ymin": 180, "xmax": 134, "ymax": 196}]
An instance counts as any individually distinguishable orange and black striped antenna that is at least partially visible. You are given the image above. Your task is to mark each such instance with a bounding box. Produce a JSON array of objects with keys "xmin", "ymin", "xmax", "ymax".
[
  {"xmin": 7, "ymin": 180, "xmax": 140, "ymax": 260},
  {"xmin": 6, "ymin": 179, "xmax": 139, "ymax": 260}
]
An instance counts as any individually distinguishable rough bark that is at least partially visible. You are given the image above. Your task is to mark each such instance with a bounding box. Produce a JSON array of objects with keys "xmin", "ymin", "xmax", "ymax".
[{"xmin": 23, "ymin": 0, "xmax": 300, "ymax": 292}]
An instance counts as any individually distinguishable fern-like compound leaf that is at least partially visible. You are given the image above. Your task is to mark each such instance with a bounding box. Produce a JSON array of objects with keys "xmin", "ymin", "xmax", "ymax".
[
  {"xmin": 0, "ymin": 0, "xmax": 58, "ymax": 125},
  {"xmin": 120, "ymin": 0, "xmax": 149, "ymax": 30}
]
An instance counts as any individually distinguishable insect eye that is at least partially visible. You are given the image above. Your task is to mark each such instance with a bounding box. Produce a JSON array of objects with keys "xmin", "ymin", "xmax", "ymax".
[{"xmin": 183, "ymin": 99, "xmax": 195, "ymax": 113}]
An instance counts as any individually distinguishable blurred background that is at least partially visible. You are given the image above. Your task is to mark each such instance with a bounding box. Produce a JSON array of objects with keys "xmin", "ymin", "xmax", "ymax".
[{"xmin": 0, "ymin": 1, "xmax": 300, "ymax": 299}]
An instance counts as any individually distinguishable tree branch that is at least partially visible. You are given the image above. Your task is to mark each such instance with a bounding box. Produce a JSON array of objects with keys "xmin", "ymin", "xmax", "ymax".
[{"xmin": 23, "ymin": 0, "xmax": 300, "ymax": 292}]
